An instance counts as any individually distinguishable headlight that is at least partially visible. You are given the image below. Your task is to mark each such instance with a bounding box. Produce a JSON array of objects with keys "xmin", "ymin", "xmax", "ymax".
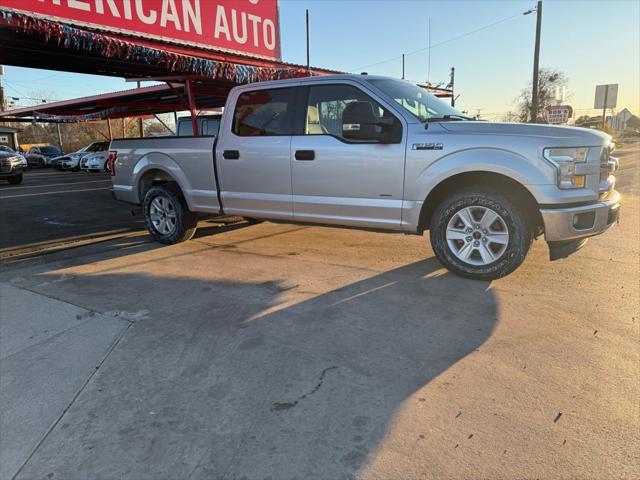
[
  {"xmin": 543, "ymin": 147, "xmax": 588, "ymax": 189},
  {"xmin": 10, "ymin": 156, "xmax": 23, "ymax": 166}
]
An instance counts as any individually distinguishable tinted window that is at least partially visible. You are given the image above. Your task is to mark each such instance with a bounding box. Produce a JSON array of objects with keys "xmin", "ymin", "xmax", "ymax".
[
  {"xmin": 202, "ymin": 118, "xmax": 221, "ymax": 136},
  {"xmin": 40, "ymin": 146, "xmax": 62, "ymax": 155},
  {"xmin": 233, "ymin": 88, "xmax": 294, "ymax": 136},
  {"xmin": 177, "ymin": 119, "xmax": 193, "ymax": 136},
  {"xmin": 305, "ymin": 84, "xmax": 394, "ymax": 139}
]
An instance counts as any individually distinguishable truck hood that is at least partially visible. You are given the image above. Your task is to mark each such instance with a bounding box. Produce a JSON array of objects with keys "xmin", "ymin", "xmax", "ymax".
[{"xmin": 440, "ymin": 122, "xmax": 610, "ymax": 145}]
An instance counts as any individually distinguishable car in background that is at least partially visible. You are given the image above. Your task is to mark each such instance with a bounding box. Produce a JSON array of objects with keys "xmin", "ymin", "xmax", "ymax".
[
  {"xmin": 0, "ymin": 148, "xmax": 24, "ymax": 184},
  {"xmin": 59, "ymin": 141, "xmax": 109, "ymax": 171},
  {"xmin": 26, "ymin": 145, "xmax": 63, "ymax": 168},
  {"xmin": 0, "ymin": 145, "xmax": 27, "ymax": 168},
  {"xmin": 81, "ymin": 150, "xmax": 110, "ymax": 172},
  {"xmin": 176, "ymin": 113, "xmax": 222, "ymax": 136}
]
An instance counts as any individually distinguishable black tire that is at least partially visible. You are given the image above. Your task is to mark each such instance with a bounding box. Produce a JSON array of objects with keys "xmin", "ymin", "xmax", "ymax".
[
  {"xmin": 143, "ymin": 184, "xmax": 197, "ymax": 244},
  {"xmin": 429, "ymin": 188, "xmax": 533, "ymax": 280},
  {"xmin": 8, "ymin": 174, "xmax": 23, "ymax": 185}
]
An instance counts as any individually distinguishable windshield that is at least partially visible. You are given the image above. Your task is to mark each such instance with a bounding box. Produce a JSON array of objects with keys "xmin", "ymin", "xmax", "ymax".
[
  {"xmin": 0, "ymin": 146, "xmax": 14, "ymax": 153},
  {"xmin": 365, "ymin": 78, "xmax": 465, "ymax": 122},
  {"xmin": 41, "ymin": 146, "xmax": 62, "ymax": 155}
]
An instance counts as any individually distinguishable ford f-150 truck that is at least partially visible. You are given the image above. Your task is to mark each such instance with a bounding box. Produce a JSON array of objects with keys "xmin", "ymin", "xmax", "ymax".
[{"xmin": 109, "ymin": 75, "xmax": 620, "ymax": 280}]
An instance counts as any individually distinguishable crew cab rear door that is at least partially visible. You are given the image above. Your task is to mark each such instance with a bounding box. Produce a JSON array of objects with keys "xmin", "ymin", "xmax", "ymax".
[{"xmin": 216, "ymin": 86, "xmax": 295, "ymax": 220}]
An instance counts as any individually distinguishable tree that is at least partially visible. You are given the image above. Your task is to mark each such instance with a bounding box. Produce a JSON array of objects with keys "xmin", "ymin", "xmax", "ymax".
[{"xmin": 516, "ymin": 68, "xmax": 568, "ymax": 123}]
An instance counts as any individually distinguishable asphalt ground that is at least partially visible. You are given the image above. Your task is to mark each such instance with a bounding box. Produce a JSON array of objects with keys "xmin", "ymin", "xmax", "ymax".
[
  {"xmin": 0, "ymin": 170, "xmax": 143, "ymax": 258},
  {"xmin": 1, "ymin": 144, "xmax": 638, "ymax": 479}
]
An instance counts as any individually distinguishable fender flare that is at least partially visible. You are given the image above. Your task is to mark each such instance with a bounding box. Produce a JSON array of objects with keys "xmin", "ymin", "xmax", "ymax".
[
  {"xmin": 407, "ymin": 148, "xmax": 548, "ymax": 231},
  {"xmin": 132, "ymin": 152, "xmax": 193, "ymax": 206},
  {"xmin": 416, "ymin": 148, "xmax": 551, "ymax": 198}
]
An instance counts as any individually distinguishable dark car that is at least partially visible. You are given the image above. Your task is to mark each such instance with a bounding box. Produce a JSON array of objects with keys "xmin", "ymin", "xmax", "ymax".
[
  {"xmin": 26, "ymin": 145, "xmax": 63, "ymax": 168},
  {"xmin": 0, "ymin": 149, "xmax": 24, "ymax": 184}
]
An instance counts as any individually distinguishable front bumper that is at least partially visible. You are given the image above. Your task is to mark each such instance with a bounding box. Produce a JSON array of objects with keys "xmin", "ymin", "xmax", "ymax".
[
  {"xmin": 540, "ymin": 189, "xmax": 621, "ymax": 242},
  {"xmin": 0, "ymin": 163, "xmax": 22, "ymax": 176}
]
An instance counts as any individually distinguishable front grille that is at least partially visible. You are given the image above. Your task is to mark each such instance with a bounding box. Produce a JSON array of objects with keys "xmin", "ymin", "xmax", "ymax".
[{"xmin": 0, "ymin": 158, "xmax": 12, "ymax": 172}]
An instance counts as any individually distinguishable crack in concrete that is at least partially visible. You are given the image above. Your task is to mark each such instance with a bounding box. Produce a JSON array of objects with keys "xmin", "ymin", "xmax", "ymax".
[{"xmin": 271, "ymin": 366, "xmax": 338, "ymax": 412}]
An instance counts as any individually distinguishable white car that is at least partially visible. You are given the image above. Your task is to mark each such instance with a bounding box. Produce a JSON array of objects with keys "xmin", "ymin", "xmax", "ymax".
[
  {"xmin": 81, "ymin": 150, "xmax": 109, "ymax": 172},
  {"xmin": 60, "ymin": 141, "xmax": 109, "ymax": 171}
]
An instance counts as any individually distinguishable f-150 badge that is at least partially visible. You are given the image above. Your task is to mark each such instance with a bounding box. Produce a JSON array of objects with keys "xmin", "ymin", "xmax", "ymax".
[{"xmin": 412, "ymin": 143, "xmax": 444, "ymax": 150}]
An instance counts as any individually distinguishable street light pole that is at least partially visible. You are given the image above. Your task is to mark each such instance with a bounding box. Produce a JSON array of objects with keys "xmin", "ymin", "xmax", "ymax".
[{"xmin": 530, "ymin": 1, "xmax": 543, "ymax": 123}]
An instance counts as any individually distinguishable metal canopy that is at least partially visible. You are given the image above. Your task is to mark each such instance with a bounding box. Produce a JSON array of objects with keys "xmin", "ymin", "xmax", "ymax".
[{"xmin": 0, "ymin": 84, "xmax": 229, "ymax": 123}]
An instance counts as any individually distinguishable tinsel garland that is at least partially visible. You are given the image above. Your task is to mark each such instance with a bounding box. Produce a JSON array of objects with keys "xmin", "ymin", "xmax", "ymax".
[
  {"xmin": 35, "ymin": 107, "xmax": 125, "ymax": 123},
  {"xmin": 0, "ymin": 8, "xmax": 308, "ymax": 83}
]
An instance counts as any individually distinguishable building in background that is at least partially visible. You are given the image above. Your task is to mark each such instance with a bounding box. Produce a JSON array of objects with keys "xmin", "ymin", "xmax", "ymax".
[
  {"xmin": 0, "ymin": 125, "xmax": 19, "ymax": 149},
  {"xmin": 608, "ymin": 108, "xmax": 637, "ymax": 131}
]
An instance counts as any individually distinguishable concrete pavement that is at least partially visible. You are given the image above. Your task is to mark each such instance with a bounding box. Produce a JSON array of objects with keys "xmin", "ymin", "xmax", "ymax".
[{"xmin": 0, "ymin": 144, "xmax": 638, "ymax": 479}]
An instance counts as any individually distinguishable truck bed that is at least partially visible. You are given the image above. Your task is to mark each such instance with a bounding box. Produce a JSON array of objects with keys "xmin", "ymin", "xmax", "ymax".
[{"xmin": 109, "ymin": 135, "xmax": 220, "ymax": 213}]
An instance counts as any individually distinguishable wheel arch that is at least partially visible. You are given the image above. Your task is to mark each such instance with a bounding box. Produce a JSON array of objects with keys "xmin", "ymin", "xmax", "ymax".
[
  {"xmin": 131, "ymin": 153, "xmax": 192, "ymax": 205},
  {"xmin": 418, "ymin": 171, "xmax": 543, "ymax": 235},
  {"xmin": 137, "ymin": 167, "xmax": 181, "ymax": 203}
]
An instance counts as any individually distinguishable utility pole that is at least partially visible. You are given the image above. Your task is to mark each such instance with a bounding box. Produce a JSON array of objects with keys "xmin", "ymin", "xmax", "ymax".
[
  {"xmin": 56, "ymin": 123, "xmax": 63, "ymax": 151},
  {"xmin": 305, "ymin": 9, "xmax": 310, "ymax": 71},
  {"xmin": 427, "ymin": 17, "xmax": 431, "ymax": 83},
  {"xmin": 402, "ymin": 54, "xmax": 405, "ymax": 79},
  {"xmin": 529, "ymin": 1, "xmax": 543, "ymax": 123},
  {"xmin": 450, "ymin": 67, "xmax": 455, "ymax": 107},
  {"xmin": 601, "ymin": 84, "xmax": 609, "ymax": 129}
]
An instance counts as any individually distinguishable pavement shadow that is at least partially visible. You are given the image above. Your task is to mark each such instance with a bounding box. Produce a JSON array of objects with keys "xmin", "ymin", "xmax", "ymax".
[{"xmin": 11, "ymin": 257, "xmax": 498, "ymax": 480}]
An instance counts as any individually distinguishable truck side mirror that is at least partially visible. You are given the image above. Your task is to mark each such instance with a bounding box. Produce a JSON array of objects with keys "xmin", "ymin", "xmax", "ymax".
[{"xmin": 342, "ymin": 101, "xmax": 393, "ymax": 142}]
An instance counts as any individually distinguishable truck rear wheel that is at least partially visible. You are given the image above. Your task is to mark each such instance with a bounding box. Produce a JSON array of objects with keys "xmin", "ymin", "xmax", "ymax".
[
  {"xmin": 143, "ymin": 184, "xmax": 197, "ymax": 244},
  {"xmin": 429, "ymin": 189, "xmax": 532, "ymax": 280}
]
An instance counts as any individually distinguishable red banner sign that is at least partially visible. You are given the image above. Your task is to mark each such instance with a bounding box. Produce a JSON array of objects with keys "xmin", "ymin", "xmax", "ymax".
[{"xmin": 0, "ymin": 0, "xmax": 281, "ymax": 59}]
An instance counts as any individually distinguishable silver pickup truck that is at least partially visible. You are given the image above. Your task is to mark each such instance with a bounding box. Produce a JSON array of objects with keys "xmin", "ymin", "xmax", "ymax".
[{"xmin": 109, "ymin": 74, "xmax": 621, "ymax": 280}]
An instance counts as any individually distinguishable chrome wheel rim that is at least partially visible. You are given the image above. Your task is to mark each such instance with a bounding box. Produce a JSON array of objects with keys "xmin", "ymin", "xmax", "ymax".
[
  {"xmin": 446, "ymin": 206, "xmax": 509, "ymax": 266},
  {"xmin": 149, "ymin": 195, "xmax": 177, "ymax": 235}
]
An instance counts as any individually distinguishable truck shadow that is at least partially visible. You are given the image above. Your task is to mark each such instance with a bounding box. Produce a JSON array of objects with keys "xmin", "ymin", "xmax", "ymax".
[{"xmin": 11, "ymin": 254, "xmax": 498, "ymax": 479}]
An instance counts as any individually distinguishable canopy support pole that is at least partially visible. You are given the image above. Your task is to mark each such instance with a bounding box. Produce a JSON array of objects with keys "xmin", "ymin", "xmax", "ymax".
[
  {"xmin": 154, "ymin": 114, "xmax": 175, "ymax": 135},
  {"xmin": 107, "ymin": 118, "xmax": 113, "ymax": 140},
  {"xmin": 186, "ymin": 80, "xmax": 199, "ymax": 136}
]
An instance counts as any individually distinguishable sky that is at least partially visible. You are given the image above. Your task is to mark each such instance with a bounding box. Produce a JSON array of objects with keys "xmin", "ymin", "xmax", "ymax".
[{"xmin": 2, "ymin": 0, "xmax": 639, "ymax": 120}]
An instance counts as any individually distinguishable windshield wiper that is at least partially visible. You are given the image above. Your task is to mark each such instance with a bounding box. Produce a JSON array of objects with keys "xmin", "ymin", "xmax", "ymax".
[{"xmin": 424, "ymin": 114, "xmax": 473, "ymax": 123}]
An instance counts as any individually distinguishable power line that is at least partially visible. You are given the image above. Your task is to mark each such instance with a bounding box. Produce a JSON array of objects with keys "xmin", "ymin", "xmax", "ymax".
[{"xmin": 348, "ymin": 10, "xmax": 525, "ymax": 72}]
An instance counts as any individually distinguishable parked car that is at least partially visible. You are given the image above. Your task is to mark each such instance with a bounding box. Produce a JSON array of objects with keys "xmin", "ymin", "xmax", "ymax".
[
  {"xmin": 0, "ymin": 148, "xmax": 24, "ymax": 184},
  {"xmin": 81, "ymin": 150, "xmax": 110, "ymax": 172},
  {"xmin": 26, "ymin": 145, "xmax": 63, "ymax": 168},
  {"xmin": 0, "ymin": 145, "xmax": 27, "ymax": 168},
  {"xmin": 60, "ymin": 141, "xmax": 109, "ymax": 171},
  {"xmin": 109, "ymin": 74, "xmax": 621, "ymax": 280},
  {"xmin": 176, "ymin": 113, "xmax": 222, "ymax": 136}
]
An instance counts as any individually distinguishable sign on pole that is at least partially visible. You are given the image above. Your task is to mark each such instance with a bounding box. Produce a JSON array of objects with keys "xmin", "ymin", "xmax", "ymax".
[
  {"xmin": 594, "ymin": 84, "xmax": 618, "ymax": 109},
  {"xmin": 544, "ymin": 105, "xmax": 573, "ymax": 125},
  {"xmin": 0, "ymin": 0, "xmax": 281, "ymax": 60}
]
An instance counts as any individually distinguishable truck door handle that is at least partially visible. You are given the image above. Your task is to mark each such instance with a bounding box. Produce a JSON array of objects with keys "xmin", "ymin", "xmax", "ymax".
[
  {"xmin": 295, "ymin": 150, "xmax": 315, "ymax": 161},
  {"xmin": 223, "ymin": 150, "xmax": 240, "ymax": 160}
]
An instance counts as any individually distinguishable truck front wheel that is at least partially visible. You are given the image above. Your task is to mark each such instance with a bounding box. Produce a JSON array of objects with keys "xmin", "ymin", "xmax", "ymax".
[
  {"xmin": 429, "ymin": 189, "xmax": 533, "ymax": 280},
  {"xmin": 7, "ymin": 174, "xmax": 23, "ymax": 185},
  {"xmin": 143, "ymin": 184, "xmax": 197, "ymax": 244}
]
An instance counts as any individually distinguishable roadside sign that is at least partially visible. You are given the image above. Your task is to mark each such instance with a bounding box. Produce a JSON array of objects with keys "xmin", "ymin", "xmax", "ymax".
[
  {"xmin": 0, "ymin": 0, "xmax": 281, "ymax": 60},
  {"xmin": 594, "ymin": 84, "xmax": 618, "ymax": 109},
  {"xmin": 544, "ymin": 105, "xmax": 573, "ymax": 125}
]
